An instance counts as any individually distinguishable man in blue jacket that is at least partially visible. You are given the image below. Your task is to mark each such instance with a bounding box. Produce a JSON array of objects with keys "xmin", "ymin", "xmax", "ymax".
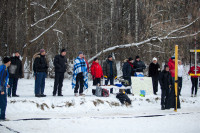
[{"xmin": 0, "ymin": 57, "xmax": 11, "ymax": 120}]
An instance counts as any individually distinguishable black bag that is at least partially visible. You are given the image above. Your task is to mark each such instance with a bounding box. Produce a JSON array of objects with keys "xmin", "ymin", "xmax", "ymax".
[
  {"xmin": 102, "ymin": 89, "xmax": 109, "ymax": 97},
  {"xmin": 116, "ymin": 93, "xmax": 131, "ymax": 104}
]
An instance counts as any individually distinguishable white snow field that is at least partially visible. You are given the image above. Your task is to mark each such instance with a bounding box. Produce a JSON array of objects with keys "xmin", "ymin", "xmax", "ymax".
[{"xmin": 0, "ymin": 76, "xmax": 200, "ymax": 133}]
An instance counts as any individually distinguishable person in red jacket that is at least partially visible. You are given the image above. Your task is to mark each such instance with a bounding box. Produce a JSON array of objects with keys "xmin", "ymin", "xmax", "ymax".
[
  {"xmin": 168, "ymin": 56, "xmax": 175, "ymax": 78},
  {"xmin": 91, "ymin": 58, "xmax": 103, "ymax": 95},
  {"xmin": 91, "ymin": 58, "xmax": 103, "ymax": 85},
  {"xmin": 188, "ymin": 66, "xmax": 200, "ymax": 97}
]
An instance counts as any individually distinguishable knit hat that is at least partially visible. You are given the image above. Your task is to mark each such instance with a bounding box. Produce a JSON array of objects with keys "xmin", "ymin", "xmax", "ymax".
[
  {"xmin": 171, "ymin": 56, "xmax": 175, "ymax": 59},
  {"xmin": 135, "ymin": 55, "xmax": 140, "ymax": 59},
  {"xmin": 61, "ymin": 49, "xmax": 66, "ymax": 53},
  {"xmin": 164, "ymin": 64, "xmax": 169, "ymax": 69},
  {"xmin": 78, "ymin": 51, "xmax": 83, "ymax": 55},
  {"xmin": 108, "ymin": 55, "xmax": 112, "ymax": 58},
  {"xmin": 128, "ymin": 57, "xmax": 133, "ymax": 61},
  {"xmin": 94, "ymin": 58, "xmax": 98, "ymax": 61},
  {"xmin": 153, "ymin": 57, "xmax": 157, "ymax": 61},
  {"xmin": 40, "ymin": 49, "xmax": 45, "ymax": 53},
  {"xmin": 3, "ymin": 57, "xmax": 11, "ymax": 64}
]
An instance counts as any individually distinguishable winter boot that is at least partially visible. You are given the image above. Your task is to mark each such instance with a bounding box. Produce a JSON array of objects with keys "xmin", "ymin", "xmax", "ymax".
[
  {"xmin": 35, "ymin": 94, "xmax": 41, "ymax": 97},
  {"xmin": 79, "ymin": 93, "xmax": 85, "ymax": 96},
  {"xmin": 161, "ymin": 105, "xmax": 165, "ymax": 110},
  {"xmin": 40, "ymin": 94, "xmax": 46, "ymax": 97},
  {"xmin": 74, "ymin": 93, "xmax": 78, "ymax": 97}
]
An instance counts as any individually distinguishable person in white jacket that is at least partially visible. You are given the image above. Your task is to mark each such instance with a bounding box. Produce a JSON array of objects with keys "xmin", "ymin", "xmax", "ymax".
[{"xmin": 178, "ymin": 60, "xmax": 184, "ymax": 96}]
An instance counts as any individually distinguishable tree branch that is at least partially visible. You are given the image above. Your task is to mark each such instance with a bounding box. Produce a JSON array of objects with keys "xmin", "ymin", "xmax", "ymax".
[
  {"xmin": 88, "ymin": 18, "xmax": 200, "ymax": 63},
  {"xmin": 31, "ymin": 10, "xmax": 60, "ymax": 27},
  {"xmin": 23, "ymin": 2, "xmax": 73, "ymax": 48}
]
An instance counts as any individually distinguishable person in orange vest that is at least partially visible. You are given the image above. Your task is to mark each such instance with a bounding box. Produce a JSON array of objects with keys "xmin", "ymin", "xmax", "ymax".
[{"xmin": 188, "ymin": 65, "xmax": 200, "ymax": 97}]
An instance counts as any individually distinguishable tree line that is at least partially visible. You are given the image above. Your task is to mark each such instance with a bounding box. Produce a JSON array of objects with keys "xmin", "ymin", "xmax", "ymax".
[{"xmin": 0, "ymin": 0, "xmax": 199, "ymax": 78}]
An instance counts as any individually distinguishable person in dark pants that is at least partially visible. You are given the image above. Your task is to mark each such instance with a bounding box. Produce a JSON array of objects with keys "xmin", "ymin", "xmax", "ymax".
[
  {"xmin": 103, "ymin": 55, "xmax": 117, "ymax": 94},
  {"xmin": 72, "ymin": 51, "xmax": 88, "ymax": 97},
  {"xmin": 33, "ymin": 49, "xmax": 48, "ymax": 97},
  {"xmin": 91, "ymin": 58, "xmax": 103, "ymax": 95},
  {"xmin": 0, "ymin": 57, "xmax": 11, "ymax": 120},
  {"xmin": 178, "ymin": 60, "xmax": 184, "ymax": 96},
  {"xmin": 8, "ymin": 51, "xmax": 23, "ymax": 97},
  {"xmin": 188, "ymin": 65, "xmax": 200, "ymax": 97},
  {"xmin": 53, "ymin": 49, "xmax": 67, "ymax": 96},
  {"xmin": 159, "ymin": 65, "xmax": 173, "ymax": 110},
  {"xmin": 133, "ymin": 56, "xmax": 146, "ymax": 75},
  {"xmin": 122, "ymin": 57, "xmax": 134, "ymax": 94},
  {"xmin": 148, "ymin": 57, "xmax": 161, "ymax": 95}
]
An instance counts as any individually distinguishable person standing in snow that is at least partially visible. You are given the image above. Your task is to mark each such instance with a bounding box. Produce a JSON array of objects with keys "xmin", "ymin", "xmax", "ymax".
[
  {"xmin": 103, "ymin": 55, "xmax": 117, "ymax": 94},
  {"xmin": 148, "ymin": 57, "xmax": 161, "ymax": 95},
  {"xmin": 168, "ymin": 56, "xmax": 175, "ymax": 82},
  {"xmin": 122, "ymin": 57, "xmax": 134, "ymax": 94},
  {"xmin": 133, "ymin": 56, "xmax": 146, "ymax": 74},
  {"xmin": 8, "ymin": 51, "xmax": 23, "ymax": 97},
  {"xmin": 188, "ymin": 65, "xmax": 200, "ymax": 97},
  {"xmin": 53, "ymin": 49, "xmax": 67, "ymax": 96},
  {"xmin": 178, "ymin": 60, "xmax": 184, "ymax": 96},
  {"xmin": 33, "ymin": 49, "xmax": 48, "ymax": 97},
  {"xmin": 91, "ymin": 58, "xmax": 103, "ymax": 95},
  {"xmin": 72, "ymin": 51, "xmax": 88, "ymax": 96},
  {"xmin": 159, "ymin": 65, "xmax": 173, "ymax": 110},
  {"xmin": 0, "ymin": 57, "xmax": 11, "ymax": 120},
  {"xmin": 91, "ymin": 58, "xmax": 103, "ymax": 85}
]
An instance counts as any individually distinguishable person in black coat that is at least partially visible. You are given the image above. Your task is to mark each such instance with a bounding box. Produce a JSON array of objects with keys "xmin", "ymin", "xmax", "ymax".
[
  {"xmin": 149, "ymin": 57, "xmax": 161, "ymax": 95},
  {"xmin": 133, "ymin": 56, "xmax": 146, "ymax": 74},
  {"xmin": 122, "ymin": 57, "xmax": 134, "ymax": 94},
  {"xmin": 159, "ymin": 65, "xmax": 172, "ymax": 110},
  {"xmin": 33, "ymin": 49, "xmax": 48, "ymax": 97},
  {"xmin": 103, "ymin": 55, "xmax": 117, "ymax": 94},
  {"xmin": 8, "ymin": 52, "xmax": 23, "ymax": 97},
  {"xmin": 53, "ymin": 49, "xmax": 67, "ymax": 96}
]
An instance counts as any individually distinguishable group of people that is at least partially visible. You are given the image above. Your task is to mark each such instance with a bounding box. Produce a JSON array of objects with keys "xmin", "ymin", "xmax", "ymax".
[{"xmin": 0, "ymin": 48, "xmax": 199, "ymax": 120}]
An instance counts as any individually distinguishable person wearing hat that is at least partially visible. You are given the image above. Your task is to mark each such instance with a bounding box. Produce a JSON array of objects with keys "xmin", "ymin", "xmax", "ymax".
[
  {"xmin": 103, "ymin": 55, "xmax": 117, "ymax": 94},
  {"xmin": 33, "ymin": 49, "xmax": 48, "ymax": 97},
  {"xmin": 133, "ymin": 55, "xmax": 146, "ymax": 74},
  {"xmin": 159, "ymin": 65, "xmax": 173, "ymax": 110},
  {"xmin": 168, "ymin": 56, "xmax": 175, "ymax": 79},
  {"xmin": 148, "ymin": 57, "xmax": 161, "ymax": 95},
  {"xmin": 122, "ymin": 57, "xmax": 134, "ymax": 94},
  {"xmin": 53, "ymin": 49, "xmax": 68, "ymax": 96},
  {"xmin": 0, "ymin": 57, "xmax": 11, "ymax": 120},
  {"xmin": 72, "ymin": 51, "xmax": 88, "ymax": 96},
  {"xmin": 8, "ymin": 51, "xmax": 23, "ymax": 97},
  {"xmin": 90, "ymin": 58, "xmax": 103, "ymax": 94}
]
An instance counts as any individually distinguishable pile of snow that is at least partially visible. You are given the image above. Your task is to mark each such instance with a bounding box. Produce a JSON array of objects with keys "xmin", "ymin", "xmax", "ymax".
[{"xmin": 0, "ymin": 74, "xmax": 200, "ymax": 133}]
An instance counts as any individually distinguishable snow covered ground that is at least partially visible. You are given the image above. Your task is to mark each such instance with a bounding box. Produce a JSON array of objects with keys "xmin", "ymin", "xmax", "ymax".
[{"xmin": 0, "ymin": 76, "xmax": 200, "ymax": 133}]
